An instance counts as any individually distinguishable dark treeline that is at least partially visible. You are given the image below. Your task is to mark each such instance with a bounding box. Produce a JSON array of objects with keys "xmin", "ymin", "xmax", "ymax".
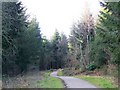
[
  {"xmin": 39, "ymin": 31, "xmax": 68, "ymax": 70},
  {"xmin": 2, "ymin": 1, "xmax": 119, "ymax": 78},
  {"xmin": 2, "ymin": 2, "xmax": 42, "ymax": 75},
  {"xmin": 2, "ymin": 1, "xmax": 68, "ymax": 76}
]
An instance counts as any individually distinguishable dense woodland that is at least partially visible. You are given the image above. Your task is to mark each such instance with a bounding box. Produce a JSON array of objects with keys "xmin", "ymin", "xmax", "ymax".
[{"xmin": 2, "ymin": 1, "xmax": 120, "ymax": 79}]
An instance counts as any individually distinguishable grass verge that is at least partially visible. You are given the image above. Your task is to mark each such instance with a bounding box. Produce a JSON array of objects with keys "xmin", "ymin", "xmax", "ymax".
[
  {"xmin": 57, "ymin": 70, "xmax": 63, "ymax": 76},
  {"xmin": 75, "ymin": 75, "xmax": 117, "ymax": 88},
  {"xmin": 37, "ymin": 71, "xmax": 64, "ymax": 88}
]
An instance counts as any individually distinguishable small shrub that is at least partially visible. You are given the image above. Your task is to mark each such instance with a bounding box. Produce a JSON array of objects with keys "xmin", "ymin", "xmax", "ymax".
[{"xmin": 87, "ymin": 63, "xmax": 96, "ymax": 71}]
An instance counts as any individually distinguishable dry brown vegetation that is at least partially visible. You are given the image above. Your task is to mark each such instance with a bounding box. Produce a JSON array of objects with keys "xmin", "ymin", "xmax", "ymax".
[{"xmin": 2, "ymin": 70, "xmax": 43, "ymax": 88}]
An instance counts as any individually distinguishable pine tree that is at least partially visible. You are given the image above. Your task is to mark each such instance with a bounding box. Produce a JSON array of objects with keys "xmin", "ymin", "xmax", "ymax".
[{"xmin": 2, "ymin": 1, "xmax": 28, "ymax": 75}]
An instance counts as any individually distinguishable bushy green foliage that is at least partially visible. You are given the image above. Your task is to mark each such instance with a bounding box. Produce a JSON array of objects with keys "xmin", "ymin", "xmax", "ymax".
[
  {"xmin": 86, "ymin": 63, "xmax": 96, "ymax": 71},
  {"xmin": 2, "ymin": 1, "xmax": 119, "ymax": 79},
  {"xmin": 2, "ymin": 2, "xmax": 28, "ymax": 75},
  {"xmin": 2, "ymin": 2, "xmax": 42, "ymax": 76},
  {"xmin": 88, "ymin": 2, "xmax": 120, "ymax": 79},
  {"xmin": 2, "ymin": 2, "xmax": 68, "ymax": 76}
]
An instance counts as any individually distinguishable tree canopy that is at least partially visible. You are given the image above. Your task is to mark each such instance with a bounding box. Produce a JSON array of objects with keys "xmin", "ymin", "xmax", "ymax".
[{"xmin": 2, "ymin": 1, "xmax": 119, "ymax": 79}]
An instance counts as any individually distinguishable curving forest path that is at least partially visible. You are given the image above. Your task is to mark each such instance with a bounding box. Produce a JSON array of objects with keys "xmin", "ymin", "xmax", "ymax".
[{"xmin": 50, "ymin": 70, "xmax": 97, "ymax": 88}]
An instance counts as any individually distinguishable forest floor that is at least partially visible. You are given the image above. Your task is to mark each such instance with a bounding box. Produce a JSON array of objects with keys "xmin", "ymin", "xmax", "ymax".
[{"xmin": 2, "ymin": 70, "xmax": 43, "ymax": 88}]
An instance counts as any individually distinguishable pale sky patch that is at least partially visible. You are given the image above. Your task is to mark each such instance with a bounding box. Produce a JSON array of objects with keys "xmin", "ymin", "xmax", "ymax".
[{"xmin": 20, "ymin": 0, "xmax": 101, "ymax": 39}]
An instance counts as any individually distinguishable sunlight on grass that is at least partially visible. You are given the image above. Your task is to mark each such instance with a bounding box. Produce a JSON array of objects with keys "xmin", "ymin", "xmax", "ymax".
[
  {"xmin": 37, "ymin": 71, "xmax": 63, "ymax": 88},
  {"xmin": 57, "ymin": 70, "xmax": 63, "ymax": 76},
  {"xmin": 75, "ymin": 75, "xmax": 117, "ymax": 88}
]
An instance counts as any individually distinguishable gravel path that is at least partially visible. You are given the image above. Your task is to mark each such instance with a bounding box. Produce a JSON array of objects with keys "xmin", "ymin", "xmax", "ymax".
[{"xmin": 50, "ymin": 70, "xmax": 97, "ymax": 88}]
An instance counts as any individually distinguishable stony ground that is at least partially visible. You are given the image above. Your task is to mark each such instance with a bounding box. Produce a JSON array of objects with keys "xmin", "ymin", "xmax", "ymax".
[{"xmin": 2, "ymin": 70, "xmax": 43, "ymax": 88}]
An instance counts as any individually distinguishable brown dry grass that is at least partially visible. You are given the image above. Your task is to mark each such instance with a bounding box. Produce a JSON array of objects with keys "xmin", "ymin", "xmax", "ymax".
[{"xmin": 2, "ymin": 70, "xmax": 43, "ymax": 88}]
